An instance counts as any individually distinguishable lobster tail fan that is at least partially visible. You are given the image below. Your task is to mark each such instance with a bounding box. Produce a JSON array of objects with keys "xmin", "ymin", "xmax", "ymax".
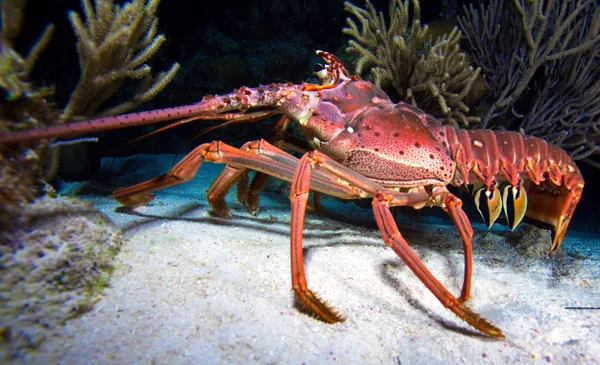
[{"xmin": 526, "ymin": 181, "xmax": 580, "ymax": 252}]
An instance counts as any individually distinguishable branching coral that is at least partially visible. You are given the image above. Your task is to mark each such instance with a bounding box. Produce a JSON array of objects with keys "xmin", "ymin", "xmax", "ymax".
[
  {"xmin": 61, "ymin": 0, "xmax": 180, "ymax": 121},
  {"xmin": 0, "ymin": 0, "xmax": 180, "ymax": 201},
  {"xmin": 343, "ymin": 0, "xmax": 482, "ymax": 127},
  {"xmin": 0, "ymin": 0, "xmax": 54, "ymax": 102},
  {"xmin": 458, "ymin": 0, "xmax": 600, "ymax": 161}
]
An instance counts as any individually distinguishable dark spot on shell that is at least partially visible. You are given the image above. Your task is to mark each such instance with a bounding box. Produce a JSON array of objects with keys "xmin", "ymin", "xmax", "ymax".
[
  {"xmin": 442, "ymin": 141, "xmax": 447, "ymax": 148},
  {"xmin": 415, "ymin": 142, "xmax": 421, "ymax": 148},
  {"xmin": 357, "ymin": 132, "xmax": 362, "ymax": 137},
  {"xmin": 439, "ymin": 131, "xmax": 445, "ymax": 137},
  {"xmin": 374, "ymin": 131, "xmax": 380, "ymax": 137},
  {"xmin": 374, "ymin": 148, "xmax": 379, "ymax": 152},
  {"xmin": 435, "ymin": 146, "xmax": 441, "ymax": 151},
  {"xmin": 399, "ymin": 151, "xmax": 404, "ymax": 155},
  {"xmin": 440, "ymin": 166, "xmax": 445, "ymax": 171},
  {"xmin": 393, "ymin": 132, "xmax": 400, "ymax": 137},
  {"xmin": 429, "ymin": 154, "xmax": 435, "ymax": 159}
]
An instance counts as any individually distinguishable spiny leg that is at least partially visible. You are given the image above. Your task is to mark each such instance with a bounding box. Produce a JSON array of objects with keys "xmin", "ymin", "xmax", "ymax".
[
  {"xmin": 287, "ymin": 152, "xmax": 421, "ymax": 322},
  {"xmin": 234, "ymin": 116, "xmax": 292, "ymax": 214},
  {"xmin": 208, "ymin": 165, "xmax": 248, "ymax": 217},
  {"xmin": 113, "ymin": 139, "xmax": 357, "ymax": 211},
  {"xmin": 112, "ymin": 140, "xmax": 300, "ymax": 207},
  {"xmin": 430, "ymin": 188, "xmax": 474, "ymax": 303},
  {"xmin": 241, "ymin": 115, "xmax": 323, "ymax": 215},
  {"xmin": 372, "ymin": 192, "xmax": 503, "ymax": 338},
  {"xmin": 290, "ymin": 150, "xmax": 503, "ymax": 337},
  {"xmin": 289, "ymin": 154, "xmax": 345, "ymax": 322},
  {"xmin": 380, "ymin": 186, "xmax": 475, "ymax": 303}
]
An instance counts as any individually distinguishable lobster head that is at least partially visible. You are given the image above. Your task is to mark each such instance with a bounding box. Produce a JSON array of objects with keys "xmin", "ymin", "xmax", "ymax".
[
  {"xmin": 283, "ymin": 51, "xmax": 455, "ymax": 186},
  {"xmin": 281, "ymin": 51, "xmax": 391, "ymax": 146}
]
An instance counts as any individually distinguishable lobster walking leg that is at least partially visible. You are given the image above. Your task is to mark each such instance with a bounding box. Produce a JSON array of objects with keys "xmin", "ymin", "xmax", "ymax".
[
  {"xmin": 371, "ymin": 194, "xmax": 502, "ymax": 337},
  {"xmin": 113, "ymin": 140, "xmax": 362, "ymax": 209},
  {"xmin": 289, "ymin": 151, "xmax": 503, "ymax": 337},
  {"xmin": 437, "ymin": 192, "xmax": 474, "ymax": 302},
  {"xmin": 209, "ymin": 116, "xmax": 321, "ymax": 216},
  {"xmin": 289, "ymin": 160, "xmax": 344, "ymax": 322},
  {"xmin": 202, "ymin": 140, "xmax": 348, "ymax": 217},
  {"xmin": 207, "ymin": 164, "xmax": 248, "ymax": 217}
]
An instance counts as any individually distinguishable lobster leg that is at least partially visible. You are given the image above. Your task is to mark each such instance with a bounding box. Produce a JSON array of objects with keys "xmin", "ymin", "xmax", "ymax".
[
  {"xmin": 209, "ymin": 116, "xmax": 321, "ymax": 216},
  {"xmin": 207, "ymin": 137, "xmax": 325, "ymax": 217},
  {"xmin": 245, "ymin": 116, "xmax": 293, "ymax": 215},
  {"xmin": 113, "ymin": 139, "xmax": 361, "ymax": 210},
  {"xmin": 371, "ymin": 193, "xmax": 502, "ymax": 337},
  {"xmin": 435, "ymin": 189, "xmax": 474, "ymax": 303},
  {"xmin": 207, "ymin": 164, "xmax": 248, "ymax": 217},
  {"xmin": 289, "ymin": 151, "xmax": 503, "ymax": 338}
]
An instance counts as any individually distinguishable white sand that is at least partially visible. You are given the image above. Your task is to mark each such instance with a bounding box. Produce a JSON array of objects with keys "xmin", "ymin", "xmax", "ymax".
[{"xmin": 19, "ymin": 154, "xmax": 600, "ymax": 364}]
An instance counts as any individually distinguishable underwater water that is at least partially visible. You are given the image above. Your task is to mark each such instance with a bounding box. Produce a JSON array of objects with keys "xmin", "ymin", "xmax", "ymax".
[{"xmin": 2, "ymin": 0, "xmax": 599, "ymax": 363}]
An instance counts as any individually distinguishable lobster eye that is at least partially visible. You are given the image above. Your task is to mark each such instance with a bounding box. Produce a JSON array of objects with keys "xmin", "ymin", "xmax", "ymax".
[{"xmin": 312, "ymin": 63, "xmax": 328, "ymax": 79}]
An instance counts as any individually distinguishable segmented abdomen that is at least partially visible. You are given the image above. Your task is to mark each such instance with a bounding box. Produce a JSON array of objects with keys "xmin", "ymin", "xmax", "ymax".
[
  {"xmin": 443, "ymin": 126, "xmax": 584, "ymax": 250},
  {"xmin": 444, "ymin": 127, "xmax": 583, "ymax": 191}
]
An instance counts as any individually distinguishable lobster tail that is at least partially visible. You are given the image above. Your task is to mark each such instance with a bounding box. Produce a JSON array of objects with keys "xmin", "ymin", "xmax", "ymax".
[{"xmin": 444, "ymin": 127, "xmax": 584, "ymax": 251}]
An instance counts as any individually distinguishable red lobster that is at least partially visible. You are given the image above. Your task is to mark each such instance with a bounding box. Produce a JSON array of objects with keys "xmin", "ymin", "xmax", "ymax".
[{"xmin": 0, "ymin": 51, "xmax": 584, "ymax": 338}]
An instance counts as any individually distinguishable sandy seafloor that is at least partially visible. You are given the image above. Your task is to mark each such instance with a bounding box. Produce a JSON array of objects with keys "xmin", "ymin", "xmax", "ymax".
[{"xmin": 19, "ymin": 154, "xmax": 600, "ymax": 364}]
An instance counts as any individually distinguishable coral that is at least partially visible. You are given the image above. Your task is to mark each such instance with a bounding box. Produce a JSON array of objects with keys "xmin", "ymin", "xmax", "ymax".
[
  {"xmin": 0, "ymin": 0, "xmax": 179, "ymax": 210},
  {"xmin": 0, "ymin": 0, "xmax": 58, "ymax": 216},
  {"xmin": 343, "ymin": 0, "xmax": 482, "ymax": 127},
  {"xmin": 61, "ymin": 0, "xmax": 180, "ymax": 121},
  {"xmin": 0, "ymin": 0, "xmax": 54, "ymax": 102},
  {"xmin": 458, "ymin": 0, "xmax": 600, "ymax": 161},
  {"xmin": 0, "ymin": 196, "xmax": 123, "ymax": 359}
]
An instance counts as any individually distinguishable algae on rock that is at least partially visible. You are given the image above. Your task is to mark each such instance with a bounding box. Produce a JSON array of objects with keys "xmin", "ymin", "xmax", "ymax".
[{"xmin": 0, "ymin": 197, "xmax": 123, "ymax": 359}]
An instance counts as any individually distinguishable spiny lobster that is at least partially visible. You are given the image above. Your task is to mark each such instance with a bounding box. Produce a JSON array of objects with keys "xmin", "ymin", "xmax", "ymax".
[{"xmin": 0, "ymin": 51, "xmax": 584, "ymax": 338}]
